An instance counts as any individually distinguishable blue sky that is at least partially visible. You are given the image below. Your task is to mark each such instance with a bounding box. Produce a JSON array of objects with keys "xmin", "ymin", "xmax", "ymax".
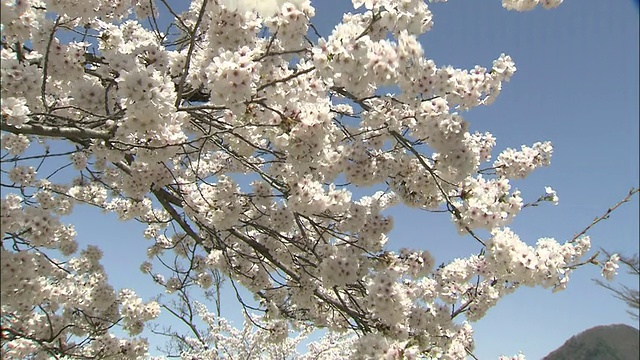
[{"xmin": 44, "ymin": 0, "xmax": 639, "ymax": 358}]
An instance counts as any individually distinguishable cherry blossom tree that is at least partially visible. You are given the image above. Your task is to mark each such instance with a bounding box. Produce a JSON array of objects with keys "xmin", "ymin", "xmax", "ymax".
[{"xmin": 1, "ymin": 0, "xmax": 637, "ymax": 359}]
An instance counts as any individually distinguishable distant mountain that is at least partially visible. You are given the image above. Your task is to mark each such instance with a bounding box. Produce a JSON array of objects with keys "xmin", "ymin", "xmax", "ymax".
[{"xmin": 543, "ymin": 324, "xmax": 639, "ymax": 360}]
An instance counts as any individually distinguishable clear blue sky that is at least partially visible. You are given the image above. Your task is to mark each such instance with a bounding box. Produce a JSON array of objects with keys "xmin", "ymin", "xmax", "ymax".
[{"xmin": 62, "ymin": 0, "xmax": 639, "ymax": 358}]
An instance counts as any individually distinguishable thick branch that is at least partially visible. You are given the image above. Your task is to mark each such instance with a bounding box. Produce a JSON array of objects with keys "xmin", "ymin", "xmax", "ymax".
[{"xmin": 1, "ymin": 120, "xmax": 112, "ymax": 141}]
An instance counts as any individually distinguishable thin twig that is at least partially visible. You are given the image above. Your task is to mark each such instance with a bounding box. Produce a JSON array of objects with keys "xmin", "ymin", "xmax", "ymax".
[{"xmin": 571, "ymin": 187, "xmax": 639, "ymax": 242}]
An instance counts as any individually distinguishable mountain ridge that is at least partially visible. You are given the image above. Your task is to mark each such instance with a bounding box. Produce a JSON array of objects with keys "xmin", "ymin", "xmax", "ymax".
[{"xmin": 543, "ymin": 323, "xmax": 639, "ymax": 360}]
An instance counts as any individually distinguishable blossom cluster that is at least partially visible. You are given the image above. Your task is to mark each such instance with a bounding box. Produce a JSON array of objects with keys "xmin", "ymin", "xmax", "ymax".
[
  {"xmin": 602, "ymin": 253, "xmax": 621, "ymax": 281},
  {"xmin": 1, "ymin": 191, "xmax": 160, "ymax": 359}
]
